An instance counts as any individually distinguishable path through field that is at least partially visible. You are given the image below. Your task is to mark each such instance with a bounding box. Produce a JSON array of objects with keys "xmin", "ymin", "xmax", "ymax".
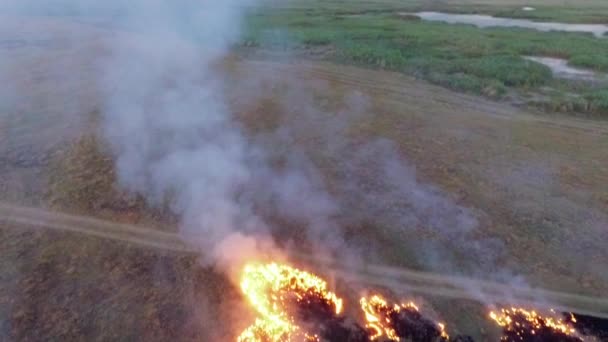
[{"xmin": 2, "ymin": 201, "xmax": 607, "ymax": 320}]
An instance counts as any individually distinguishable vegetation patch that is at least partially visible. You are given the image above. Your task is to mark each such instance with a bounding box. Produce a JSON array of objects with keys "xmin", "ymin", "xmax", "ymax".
[{"xmin": 244, "ymin": 3, "xmax": 608, "ymax": 117}]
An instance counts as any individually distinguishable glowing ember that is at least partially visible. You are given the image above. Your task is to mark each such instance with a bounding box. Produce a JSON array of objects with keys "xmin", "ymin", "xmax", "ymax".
[
  {"xmin": 238, "ymin": 262, "xmax": 343, "ymax": 342},
  {"xmin": 360, "ymin": 294, "xmax": 449, "ymax": 342},
  {"xmin": 489, "ymin": 308, "xmax": 581, "ymax": 342}
]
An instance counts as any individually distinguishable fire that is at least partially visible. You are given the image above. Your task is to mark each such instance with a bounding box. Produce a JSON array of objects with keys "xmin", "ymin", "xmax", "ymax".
[
  {"xmin": 489, "ymin": 307, "xmax": 581, "ymax": 341},
  {"xmin": 236, "ymin": 262, "xmax": 598, "ymax": 342},
  {"xmin": 237, "ymin": 262, "xmax": 343, "ymax": 342},
  {"xmin": 360, "ymin": 294, "xmax": 449, "ymax": 341},
  {"xmin": 360, "ymin": 295, "xmax": 411, "ymax": 341}
]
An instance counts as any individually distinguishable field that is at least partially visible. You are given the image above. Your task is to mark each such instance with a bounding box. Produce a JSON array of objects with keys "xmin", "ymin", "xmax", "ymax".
[{"xmin": 1, "ymin": 1, "xmax": 608, "ymax": 341}]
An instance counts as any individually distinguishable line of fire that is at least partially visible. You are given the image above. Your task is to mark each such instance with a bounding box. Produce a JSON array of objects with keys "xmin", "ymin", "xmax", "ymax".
[{"xmin": 235, "ymin": 262, "xmax": 608, "ymax": 342}]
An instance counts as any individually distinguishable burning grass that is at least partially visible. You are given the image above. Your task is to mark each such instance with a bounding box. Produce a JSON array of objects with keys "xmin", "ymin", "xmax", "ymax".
[
  {"xmin": 489, "ymin": 308, "xmax": 581, "ymax": 342},
  {"xmin": 238, "ymin": 262, "xmax": 343, "ymax": 342},
  {"xmin": 237, "ymin": 262, "xmax": 461, "ymax": 342},
  {"xmin": 236, "ymin": 262, "xmax": 608, "ymax": 342},
  {"xmin": 360, "ymin": 295, "xmax": 449, "ymax": 342}
]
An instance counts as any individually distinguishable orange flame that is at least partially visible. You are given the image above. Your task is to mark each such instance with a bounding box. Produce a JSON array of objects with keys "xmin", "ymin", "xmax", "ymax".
[
  {"xmin": 489, "ymin": 307, "xmax": 578, "ymax": 339},
  {"xmin": 360, "ymin": 294, "xmax": 448, "ymax": 341},
  {"xmin": 237, "ymin": 262, "xmax": 342, "ymax": 342}
]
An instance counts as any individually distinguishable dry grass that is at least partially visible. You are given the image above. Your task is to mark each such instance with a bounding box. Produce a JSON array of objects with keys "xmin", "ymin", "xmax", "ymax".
[
  {"xmin": 0, "ymin": 227, "xmax": 241, "ymax": 341},
  {"xmin": 47, "ymin": 134, "xmax": 117, "ymax": 211},
  {"xmin": 46, "ymin": 132, "xmax": 178, "ymax": 231},
  {"xmin": 228, "ymin": 60, "xmax": 608, "ymax": 296}
]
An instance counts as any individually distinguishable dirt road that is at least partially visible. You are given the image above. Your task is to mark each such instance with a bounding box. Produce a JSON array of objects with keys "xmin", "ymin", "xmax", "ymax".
[{"xmin": 2, "ymin": 201, "xmax": 607, "ymax": 319}]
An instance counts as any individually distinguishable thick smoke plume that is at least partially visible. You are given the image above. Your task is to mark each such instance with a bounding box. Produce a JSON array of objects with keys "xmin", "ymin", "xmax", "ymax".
[
  {"xmin": 100, "ymin": 0, "xmax": 264, "ymax": 266},
  {"xmin": 95, "ymin": 0, "xmax": 361, "ymax": 272},
  {"xmin": 2, "ymin": 0, "xmax": 518, "ymax": 325},
  {"xmin": 1, "ymin": 0, "xmax": 499, "ymax": 277}
]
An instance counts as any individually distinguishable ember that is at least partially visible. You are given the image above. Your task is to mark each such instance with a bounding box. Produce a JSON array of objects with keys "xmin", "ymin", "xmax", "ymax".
[
  {"xmin": 360, "ymin": 294, "xmax": 449, "ymax": 342},
  {"xmin": 564, "ymin": 312, "xmax": 608, "ymax": 340},
  {"xmin": 489, "ymin": 308, "xmax": 581, "ymax": 342}
]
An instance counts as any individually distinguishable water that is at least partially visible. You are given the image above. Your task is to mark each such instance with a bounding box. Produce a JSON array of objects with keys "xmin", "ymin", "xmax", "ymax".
[
  {"xmin": 524, "ymin": 56, "xmax": 604, "ymax": 81},
  {"xmin": 406, "ymin": 12, "xmax": 608, "ymax": 38}
]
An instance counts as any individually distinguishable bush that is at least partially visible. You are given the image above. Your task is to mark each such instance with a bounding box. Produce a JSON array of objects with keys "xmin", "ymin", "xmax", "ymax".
[
  {"xmin": 337, "ymin": 41, "xmax": 407, "ymax": 69},
  {"xmin": 428, "ymin": 72, "xmax": 484, "ymax": 94},
  {"xmin": 585, "ymin": 89, "xmax": 608, "ymax": 115},
  {"xmin": 456, "ymin": 55, "xmax": 552, "ymax": 87},
  {"xmin": 296, "ymin": 30, "xmax": 338, "ymax": 45},
  {"xmin": 570, "ymin": 54, "xmax": 608, "ymax": 72}
]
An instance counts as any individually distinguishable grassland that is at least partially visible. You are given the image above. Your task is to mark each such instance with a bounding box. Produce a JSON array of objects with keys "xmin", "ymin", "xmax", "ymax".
[
  {"xmin": 3, "ymin": 8, "xmax": 608, "ymax": 340},
  {"xmin": 244, "ymin": 0, "xmax": 608, "ymax": 116}
]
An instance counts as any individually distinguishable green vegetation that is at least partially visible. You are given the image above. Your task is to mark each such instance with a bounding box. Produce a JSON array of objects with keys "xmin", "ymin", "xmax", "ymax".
[
  {"xmin": 570, "ymin": 54, "xmax": 608, "ymax": 72},
  {"xmin": 260, "ymin": 0, "xmax": 608, "ymax": 23},
  {"xmin": 586, "ymin": 89, "xmax": 608, "ymax": 113},
  {"xmin": 244, "ymin": 2, "xmax": 608, "ymax": 116}
]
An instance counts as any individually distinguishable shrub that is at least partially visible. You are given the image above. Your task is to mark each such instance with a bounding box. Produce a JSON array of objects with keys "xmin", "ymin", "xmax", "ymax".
[
  {"xmin": 456, "ymin": 55, "xmax": 552, "ymax": 87},
  {"xmin": 570, "ymin": 54, "xmax": 608, "ymax": 72}
]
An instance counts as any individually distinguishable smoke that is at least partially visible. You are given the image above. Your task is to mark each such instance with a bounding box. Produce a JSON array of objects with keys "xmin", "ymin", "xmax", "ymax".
[
  {"xmin": 94, "ymin": 0, "xmax": 362, "ymax": 278},
  {"xmin": 0, "ymin": 0, "xmax": 504, "ymax": 281},
  {"xmin": 4, "ymin": 0, "xmax": 514, "ymax": 311},
  {"xmin": 235, "ymin": 62, "xmax": 505, "ymax": 277},
  {"xmin": 95, "ymin": 0, "xmax": 278, "ymax": 270}
]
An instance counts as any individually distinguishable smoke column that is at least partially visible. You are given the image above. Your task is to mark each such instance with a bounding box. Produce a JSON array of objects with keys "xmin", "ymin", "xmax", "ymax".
[
  {"xmin": 2, "ymin": 0, "xmax": 512, "ymax": 297},
  {"xmin": 99, "ymin": 0, "xmax": 503, "ymax": 280},
  {"xmin": 94, "ymin": 0, "xmax": 358, "ymax": 275}
]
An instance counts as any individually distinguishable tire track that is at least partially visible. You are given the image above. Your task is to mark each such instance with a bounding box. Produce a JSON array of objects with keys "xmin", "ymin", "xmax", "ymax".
[
  {"xmin": 0, "ymin": 202, "xmax": 193, "ymax": 253},
  {"xmin": 2, "ymin": 201, "xmax": 607, "ymax": 319}
]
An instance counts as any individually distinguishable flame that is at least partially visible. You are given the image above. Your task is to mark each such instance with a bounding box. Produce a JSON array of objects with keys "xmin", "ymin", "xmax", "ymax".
[
  {"xmin": 237, "ymin": 262, "xmax": 342, "ymax": 342},
  {"xmin": 360, "ymin": 294, "xmax": 448, "ymax": 341},
  {"xmin": 489, "ymin": 307, "xmax": 579, "ymax": 340}
]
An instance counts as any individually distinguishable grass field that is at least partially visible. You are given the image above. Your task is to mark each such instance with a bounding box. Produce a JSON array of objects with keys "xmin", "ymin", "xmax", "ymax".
[
  {"xmin": 2, "ymin": 2, "xmax": 608, "ymax": 341},
  {"xmin": 12, "ymin": 58, "xmax": 604, "ymax": 340},
  {"xmin": 243, "ymin": 0, "xmax": 608, "ymax": 116}
]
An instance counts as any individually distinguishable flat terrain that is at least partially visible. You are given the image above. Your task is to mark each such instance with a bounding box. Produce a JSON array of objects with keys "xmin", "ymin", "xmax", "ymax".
[{"xmin": 1, "ymin": 3, "xmax": 608, "ymax": 341}]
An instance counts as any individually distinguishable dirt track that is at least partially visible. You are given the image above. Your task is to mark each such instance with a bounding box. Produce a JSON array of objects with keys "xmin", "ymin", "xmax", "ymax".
[{"xmin": 2, "ymin": 201, "xmax": 607, "ymax": 320}]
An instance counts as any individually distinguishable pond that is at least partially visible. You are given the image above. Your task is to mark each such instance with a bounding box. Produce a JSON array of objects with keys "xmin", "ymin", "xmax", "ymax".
[
  {"xmin": 404, "ymin": 12, "xmax": 608, "ymax": 38},
  {"xmin": 524, "ymin": 56, "xmax": 605, "ymax": 81}
]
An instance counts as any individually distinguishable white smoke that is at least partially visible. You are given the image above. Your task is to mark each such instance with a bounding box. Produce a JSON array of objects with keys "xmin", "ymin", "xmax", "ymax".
[
  {"xmin": 2, "ymin": 0, "xmax": 508, "ymax": 279},
  {"xmin": 98, "ymin": 0, "xmax": 275, "ymax": 266},
  {"xmin": 90, "ymin": 0, "xmax": 365, "ymax": 275},
  {"xmin": 0, "ymin": 0, "xmax": 510, "ymax": 284}
]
